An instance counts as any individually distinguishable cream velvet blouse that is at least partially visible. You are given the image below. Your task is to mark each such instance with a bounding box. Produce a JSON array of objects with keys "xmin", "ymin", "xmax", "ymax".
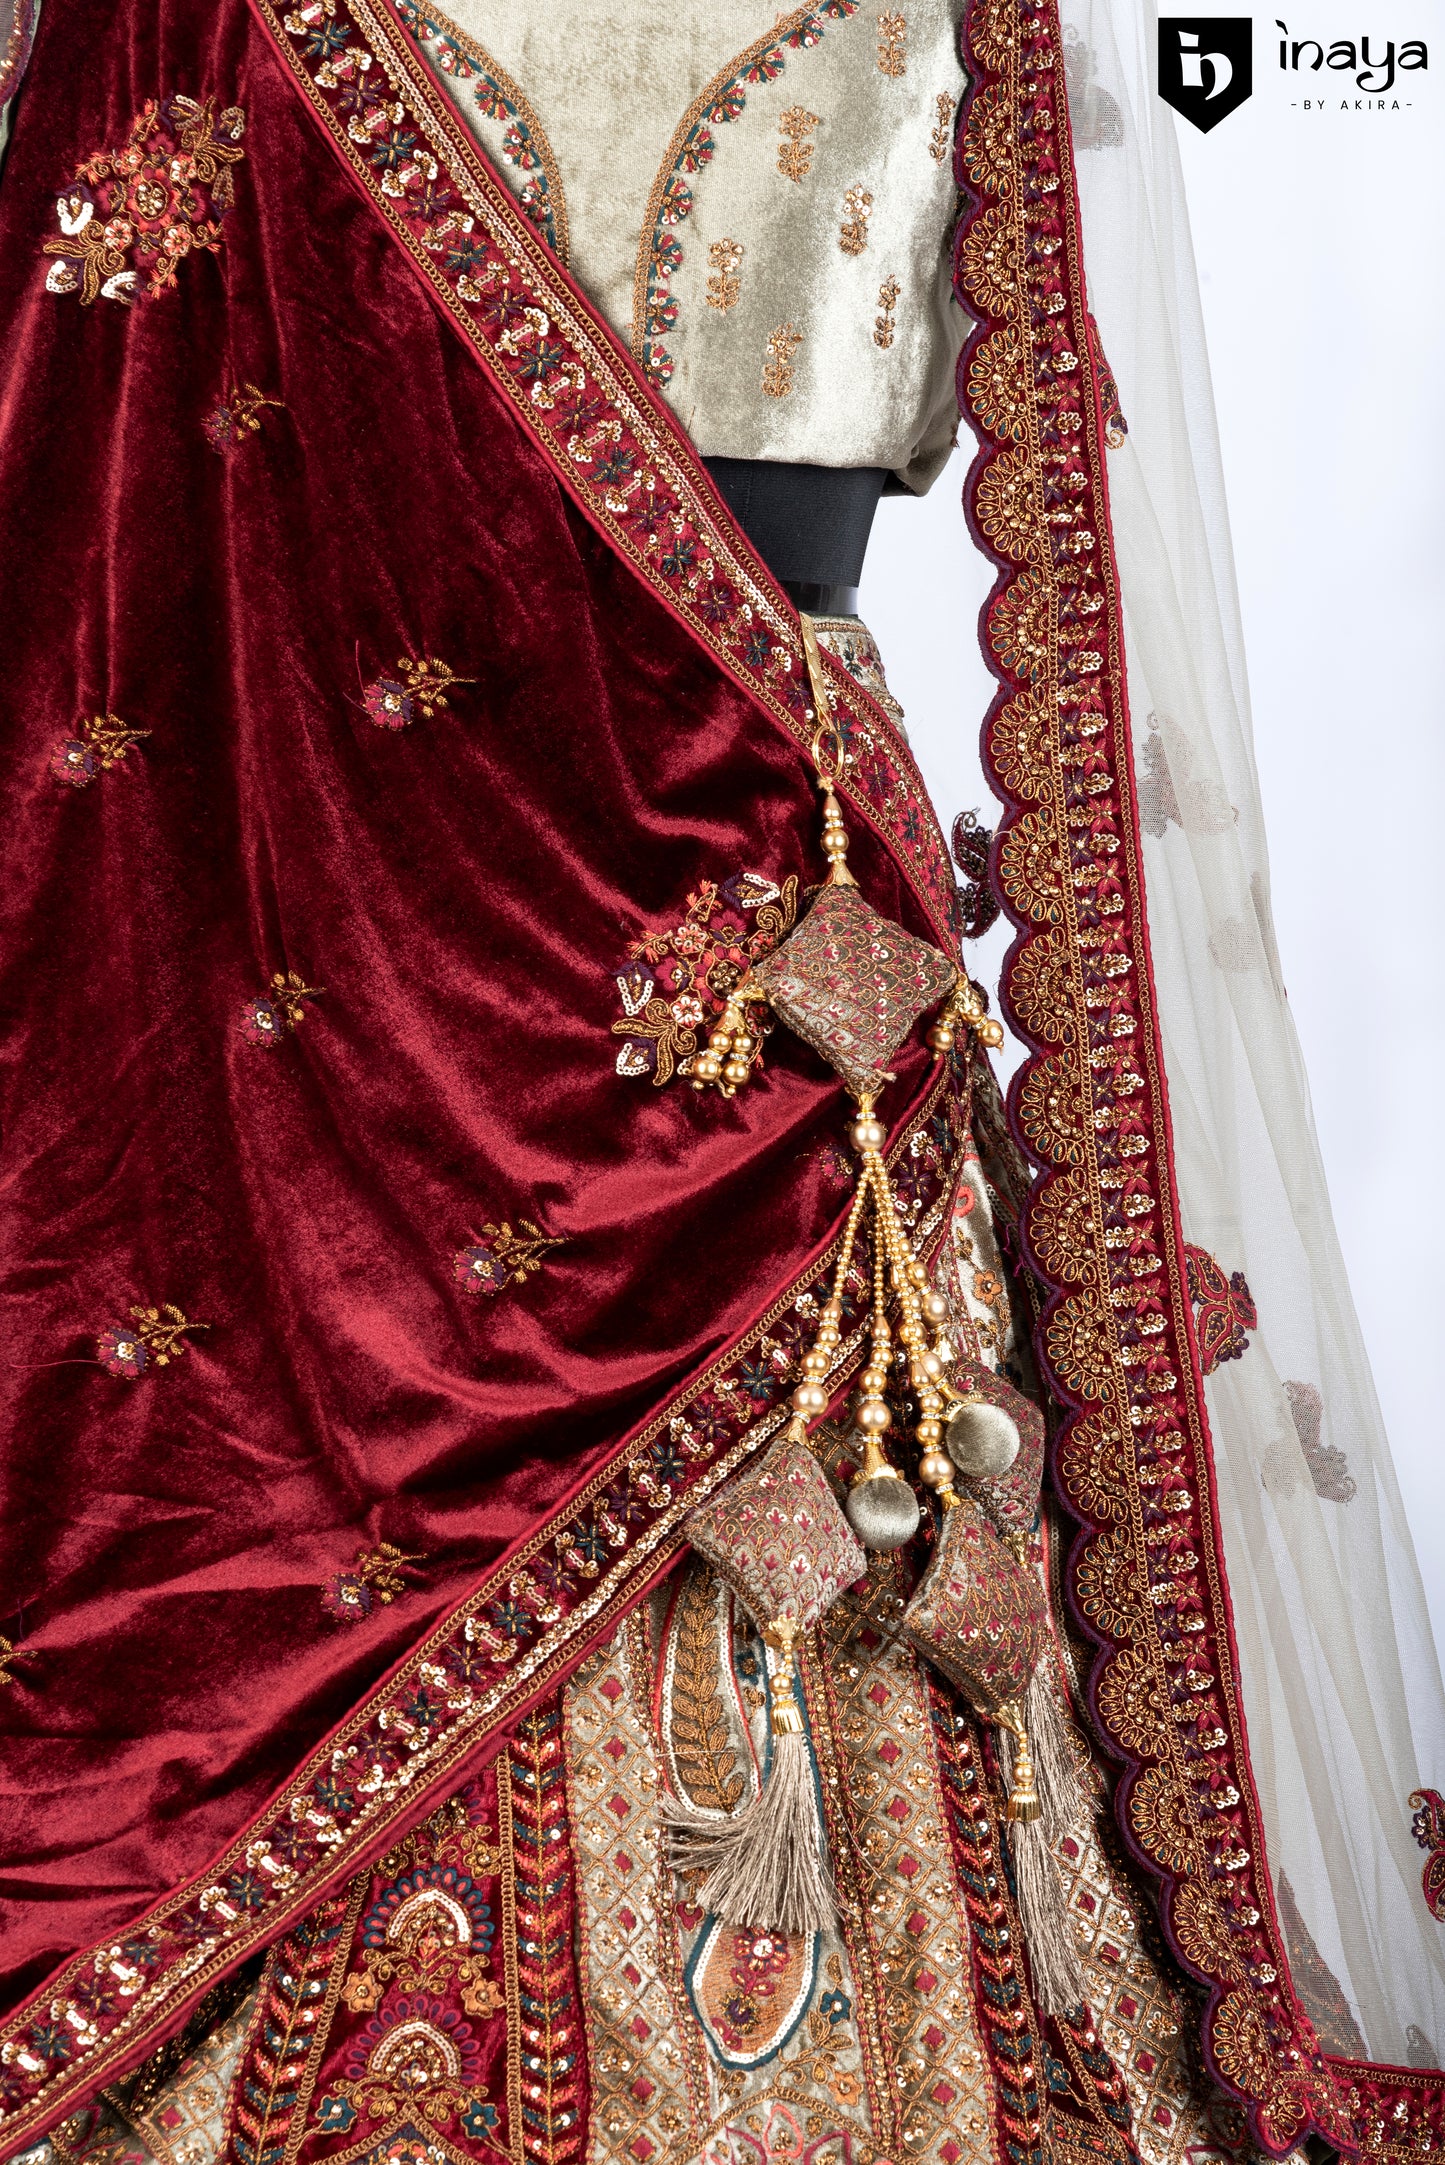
[{"xmin": 404, "ymin": 0, "xmax": 969, "ymax": 492}]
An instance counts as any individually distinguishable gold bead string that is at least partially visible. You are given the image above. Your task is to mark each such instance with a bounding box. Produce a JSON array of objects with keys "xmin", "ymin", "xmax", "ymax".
[{"xmin": 786, "ymin": 1174, "xmax": 869, "ymax": 1435}]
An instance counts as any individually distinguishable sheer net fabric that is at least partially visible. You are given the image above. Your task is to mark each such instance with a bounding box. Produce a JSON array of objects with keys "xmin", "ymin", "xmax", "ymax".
[{"xmin": 1059, "ymin": 0, "xmax": 1445, "ymax": 2061}]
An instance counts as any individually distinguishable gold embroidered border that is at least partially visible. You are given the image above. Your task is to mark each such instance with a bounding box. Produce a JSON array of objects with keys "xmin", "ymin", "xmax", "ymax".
[
  {"xmin": 956, "ymin": 0, "xmax": 1350, "ymax": 2149},
  {"xmin": 0, "ymin": 1059, "xmax": 961, "ymax": 2146},
  {"xmin": 397, "ymin": 0, "xmax": 570, "ymax": 261},
  {"xmin": 261, "ymin": 0, "xmax": 959, "ymax": 952}
]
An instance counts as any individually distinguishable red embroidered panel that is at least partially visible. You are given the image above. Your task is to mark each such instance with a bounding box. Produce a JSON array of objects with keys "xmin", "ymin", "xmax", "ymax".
[{"xmin": 0, "ymin": 0, "xmax": 975, "ymax": 2133}]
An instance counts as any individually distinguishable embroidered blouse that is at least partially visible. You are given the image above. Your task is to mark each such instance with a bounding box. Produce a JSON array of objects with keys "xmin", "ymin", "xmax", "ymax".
[{"xmin": 401, "ymin": 0, "xmax": 970, "ymax": 493}]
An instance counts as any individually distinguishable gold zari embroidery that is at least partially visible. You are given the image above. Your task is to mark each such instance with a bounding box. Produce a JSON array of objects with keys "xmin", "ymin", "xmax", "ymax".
[
  {"xmin": 763, "ymin": 323, "xmax": 803, "ymax": 399},
  {"xmin": 876, "ymin": 10, "xmax": 907, "ymax": 75},
  {"xmin": 776, "ymin": 105, "xmax": 820, "ymax": 182},
  {"xmin": 705, "ymin": 237, "xmax": 744, "ymax": 314},
  {"xmin": 839, "ymin": 184, "xmax": 873, "ymax": 255}
]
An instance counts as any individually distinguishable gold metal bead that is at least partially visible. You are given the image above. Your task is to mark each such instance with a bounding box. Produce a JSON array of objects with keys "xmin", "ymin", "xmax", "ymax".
[
  {"xmin": 859, "ymin": 1366, "xmax": 887, "ymax": 1396},
  {"xmin": 916, "ymin": 1419, "xmax": 943, "ymax": 1447},
  {"xmin": 802, "ymin": 1349, "xmax": 829, "ymax": 1378},
  {"xmin": 927, "ymin": 1021, "xmax": 955, "ymax": 1052},
  {"xmin": 917, "ymin": 1448, "xmax": 954, "ymax": 1488}
]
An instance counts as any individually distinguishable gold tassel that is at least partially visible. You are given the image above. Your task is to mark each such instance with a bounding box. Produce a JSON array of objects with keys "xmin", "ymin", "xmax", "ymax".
[{"xmin": 663, "ymin": 1619, "xmax": 839, "ymax": 1937}]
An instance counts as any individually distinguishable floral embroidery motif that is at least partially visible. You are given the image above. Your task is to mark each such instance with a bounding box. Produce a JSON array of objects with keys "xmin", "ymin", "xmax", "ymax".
[
  {"xmin": 42, "ymin": 96, "xmax": 244, "ymax": 305},
  {"xmin": 776, "ymin": 103, "xmax": 821, "ymax": 182},
  {"xmin": 453, "ymin": 1219, "xmax": 567, "ymax": 1295},
  {"xmin": 929, "ymin": 89, "xmax": 956, "ymax": 161},
  {"xmin": 1409, "ymin": 1790, "xmax": 1445, "ymax": 1924},
  {"xmin": 362, "ymin": 655, "xmax": 472, "ymax": 729},
  {"xmin": 0, "ymin": 1637, "xmax": 20, "ymax": 1687},
  {"xmin": 202, "ymin": 382, "xmax": 284, "ymax": 452},
  {"xmin": 322, "ymin": 1543, "xmax": 427, "ymax": 1623},
  {"xmin": 395, "ymin": 2, "xmax": 568, "ymax": 258},
  {"xmin": 339, "ymin": 1800, "xmax": 501, "ymax": 2018},
  {"xmin": 97, "ymin": 1303, "xmax": 207, "ymax": 1380},
  {"xmin": 610, "ymin": 870, "xmax": 798, "ymax": 1085},
  {"xmin": 632, "ymin": 6, "xmax": 857, "ymax": 384},
  {"xmin": 0, "ymin": 1046, "xmax": 960, "ymax": 2134},
  {"xmin": 1184, "ymin": 1243, "xmax": 1257, "ymax": 1373},
  {"xmin": 706, "ymin": 236, "xmax": 745, "ymax": 313},
  {"xmin": 876, "ymin": 9, "xmax": 907, "ymax": 74},
  {"xmin": 873, "ymin": 273, "xmax": 900, "ymax": 348},
  {"xmin": 49, "ymin": 711, "xmax": 149, "ymax": 787},
  {"xmin": 330, "ymin": 1993, "xmax": 491, "ymax": 2126},
  {"xmin": 762, "ymin": 322, "xmax": 804, "ymax": 399},
  {"xmin": 240, "ymin": 970, "xmax": 324, "ymax": 1046},
  {"xmin": 838, "ymin": 184, "xmax": 872, "ymax": 254},
  {"xmin": 1283, "ymin": 1378, "xmax": 1356, "ymax": 1503}
]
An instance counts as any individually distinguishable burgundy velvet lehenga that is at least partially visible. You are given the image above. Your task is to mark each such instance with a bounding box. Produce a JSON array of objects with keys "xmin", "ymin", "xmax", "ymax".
[{"xmin": 0, "ymin": 2, "xmax": 1435, "ymax": 2164}]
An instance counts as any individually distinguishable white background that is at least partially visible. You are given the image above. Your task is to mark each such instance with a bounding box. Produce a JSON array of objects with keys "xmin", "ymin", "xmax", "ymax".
[{"xmin": 859, "ymin": 12, "xmax": 1445, "ymax": 1665}]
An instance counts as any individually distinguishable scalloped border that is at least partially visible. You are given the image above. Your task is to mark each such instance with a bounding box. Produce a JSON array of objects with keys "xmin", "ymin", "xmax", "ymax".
[{"xmin": 952, "ymin": 0, "xmax": 1353, "ymax": 2149}]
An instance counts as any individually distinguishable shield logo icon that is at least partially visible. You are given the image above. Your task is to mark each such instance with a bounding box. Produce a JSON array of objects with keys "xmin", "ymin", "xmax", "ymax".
[{"xmin": 1157, "ymin": 18, "xmax": 1253, "ymax": 130}]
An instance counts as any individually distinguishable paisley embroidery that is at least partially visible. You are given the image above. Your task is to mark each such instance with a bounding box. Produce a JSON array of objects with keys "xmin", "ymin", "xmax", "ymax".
[
  {"xmin": 240, "ymin": 970, "xmax": 324, "ymax": 1046},
  {"xmin": 610, "ymin": 871, "xmax": 798, "ymax": 1086},
  {"xmin": 1283, "ymin": 1378, "xmax": 1356, "ymax": 1504},
  {"xmin": 203, "ymin": 382, "xmax": 284, "ymax": 452},
  {"xmin": 49, "ymin": 711, "xmax": 149, "ymax": 786},
  {"xmin": 1183, "ymin": 1243, "xmax": 1257, "ymax": 1373},
  {"xmin": 322, "ymin": 1543, "xmax": 428, "ymax": 1623},
  {"xmin": 453, "ymin": 1219, "xmax": 567, "ymax": 1295},
  {"xmin": 97, "ymin": 1302, "xmax": 207, "ymax": 1379},
  {"xmin": 1409, "ymin": 1789, "xmax": 1445, "ymax": 1925},
  {"xmin": 362, "ymin": 655, "xmax": 473, "ymax": 729},
  {"xmin": 684, "ymin": 1919, "xmax": 818, "ymax": 2069},
  {"xmin": 42, "ymin": 96, "xmax": 244, "ymax": 305}
]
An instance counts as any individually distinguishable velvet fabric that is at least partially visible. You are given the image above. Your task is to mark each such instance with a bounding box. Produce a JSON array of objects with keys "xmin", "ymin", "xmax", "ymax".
[{"xmin": 0, "ymin": 0, "xmax": 940, "ymax": 2029}]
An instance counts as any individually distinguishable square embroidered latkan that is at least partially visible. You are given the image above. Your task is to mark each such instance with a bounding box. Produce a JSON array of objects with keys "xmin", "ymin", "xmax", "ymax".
[
  {"xmin": 902, "ymin": 1495, "xmax": 1045, "ymax": 1717},
  {"xmin": 684, "ymin": 1427, "xmax": 866, "ymax": 1632},
  {"xmin": 751, "ymin": 883, "xmax": 956, "ymax": 1099}
]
